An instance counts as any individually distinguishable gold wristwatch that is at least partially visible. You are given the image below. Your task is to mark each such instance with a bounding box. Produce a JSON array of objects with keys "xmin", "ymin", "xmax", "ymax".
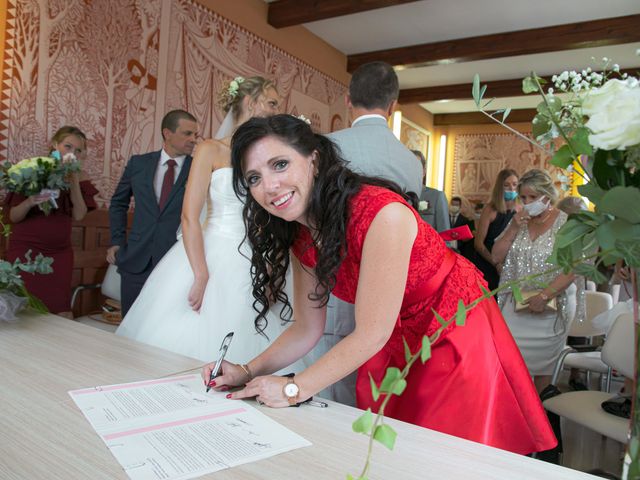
[{"xmin": 283, "ymin": 376, "xmax": 300, "ymax": 406}]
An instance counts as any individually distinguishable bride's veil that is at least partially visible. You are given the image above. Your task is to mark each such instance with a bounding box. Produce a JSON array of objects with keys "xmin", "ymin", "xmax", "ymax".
[{"xmin": 214, "ymin": 109, "xmax": 235, "ymax": 140}]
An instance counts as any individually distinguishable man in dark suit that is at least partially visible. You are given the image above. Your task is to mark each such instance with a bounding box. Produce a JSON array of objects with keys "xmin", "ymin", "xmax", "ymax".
[
  {"xmin": 411, "ymin": 150, "xmax": 450, "ymax": 233},
  {"xmin": 107, "ymin": 110, "xmax": 198, "ymax": 316}
]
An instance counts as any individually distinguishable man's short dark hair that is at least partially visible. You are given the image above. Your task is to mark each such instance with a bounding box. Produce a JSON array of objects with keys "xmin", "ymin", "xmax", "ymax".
[
  {"xmin": 349, "ymin": 61, "xmax": 399, "ymax": 110},
  {"xmin": 452, "ymin": 196, "xmax": 462, "ymax": 203},
  {"xmin": 410, "ymin": 149, "xmax": 426, "ymax": 169},
  {"xmin": 161, "ymin": 110, "xmax": 197, "ymax": 139}
]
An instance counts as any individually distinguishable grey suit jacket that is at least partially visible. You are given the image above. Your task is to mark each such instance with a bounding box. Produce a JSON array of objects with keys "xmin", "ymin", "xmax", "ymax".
[
  {"xmin": 327, "ymin": 117, "xmax": 423, "ymax": 196},
  {"xmin": 418, "ymin": 186, "xmax": 450, "ymax": 232}
]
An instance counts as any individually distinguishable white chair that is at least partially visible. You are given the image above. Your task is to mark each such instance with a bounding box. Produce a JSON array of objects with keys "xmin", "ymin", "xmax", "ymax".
[
  {"xmin": 550, "ymin": 291, "xmax": 614, "ymax": 389},
  {"xmin": 71, "ymin": 263, "xmax": 121, "ymax": 310},
  {"xmin": 586, "ymin": 280, "xmax": 597, "ymax": 292},
  {"xmin": 543, "ymin": 312, "xmax": 633, "ymax": 444}
]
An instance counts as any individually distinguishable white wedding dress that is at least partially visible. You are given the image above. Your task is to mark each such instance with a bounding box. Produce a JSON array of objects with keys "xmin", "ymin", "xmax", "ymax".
[{"xmin": 116, "ymin": 168, "xmax": 294, "ymax": 365}]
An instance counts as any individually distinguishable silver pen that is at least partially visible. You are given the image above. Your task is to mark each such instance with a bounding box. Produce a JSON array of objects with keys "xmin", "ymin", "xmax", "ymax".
[{"xmin": 206, "ymin": 332, "xmax": 234, "ymax": 393}]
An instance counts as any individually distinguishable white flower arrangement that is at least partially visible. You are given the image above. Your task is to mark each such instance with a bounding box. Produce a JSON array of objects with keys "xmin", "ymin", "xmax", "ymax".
[{"xmin": 227, "ymin": 76, "xmax": 245, "ymax": 99}]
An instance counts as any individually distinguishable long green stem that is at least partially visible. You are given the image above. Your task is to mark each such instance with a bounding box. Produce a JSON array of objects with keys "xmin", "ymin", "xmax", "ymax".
[{"xmin": 479, "ymin": 110, "xmax": 554, "ymax": 157}]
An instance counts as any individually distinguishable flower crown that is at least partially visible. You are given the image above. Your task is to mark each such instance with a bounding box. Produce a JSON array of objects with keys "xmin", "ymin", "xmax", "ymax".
[
  {"xmin": 227, "ymin": 76, "xmax": 245, "ymax": 99},
  {"xmin": 297, "ymin": 114, "xmax": 312, "ymax": 125}
]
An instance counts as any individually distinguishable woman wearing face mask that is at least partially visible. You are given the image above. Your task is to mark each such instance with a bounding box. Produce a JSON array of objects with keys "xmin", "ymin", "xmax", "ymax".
[
  {"xmin": 472, "ymin": 169, "xmax": 520, "ymax": 290},
  {"xmin": 492, "ymin": 169, "xmax": 576, "ymax": 393}
]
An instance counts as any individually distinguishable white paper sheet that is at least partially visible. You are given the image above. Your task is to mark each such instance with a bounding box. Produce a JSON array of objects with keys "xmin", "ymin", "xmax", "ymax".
[{"xmin": 69, "ymin": 374, "xmax": 311, "ymax": 480}]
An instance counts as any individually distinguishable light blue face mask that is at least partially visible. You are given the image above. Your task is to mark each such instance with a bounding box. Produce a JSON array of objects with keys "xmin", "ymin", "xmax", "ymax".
[{"xmin": 504, "ymin": 190, "xmax": 518, "ymax": 201}]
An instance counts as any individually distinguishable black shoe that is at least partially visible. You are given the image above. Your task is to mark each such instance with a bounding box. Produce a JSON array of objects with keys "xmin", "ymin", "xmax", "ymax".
[{"xmin": 569, "ymin": 378, "xmax": 588, "ymax": 391}]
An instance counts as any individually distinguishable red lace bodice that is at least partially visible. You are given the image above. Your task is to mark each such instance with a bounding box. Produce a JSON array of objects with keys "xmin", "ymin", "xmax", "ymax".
[{"xmin": 292, "ymin": 185, "xmax": 487, "ymax": 362}]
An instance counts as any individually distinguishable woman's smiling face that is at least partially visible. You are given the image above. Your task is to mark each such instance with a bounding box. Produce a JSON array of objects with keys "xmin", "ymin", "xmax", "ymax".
[{"xmin": 243, "ymin": 136, "xmax": 317, "ymax": 226}]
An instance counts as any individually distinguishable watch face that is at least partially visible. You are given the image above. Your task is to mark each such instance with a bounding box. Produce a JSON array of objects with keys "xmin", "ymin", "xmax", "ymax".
[{"xmin": 284, "ymin": 382, "xmax": 299, "ymax": 397}]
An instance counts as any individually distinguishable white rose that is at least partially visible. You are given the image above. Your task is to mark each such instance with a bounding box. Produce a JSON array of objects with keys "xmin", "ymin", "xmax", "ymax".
[
  {"xmin": 418, "ymin": 200, "xmax": 429, "ymax": 212},
  {"xmin": 582, "ymin": 77, "xmax": 640, "ymax": 150}
]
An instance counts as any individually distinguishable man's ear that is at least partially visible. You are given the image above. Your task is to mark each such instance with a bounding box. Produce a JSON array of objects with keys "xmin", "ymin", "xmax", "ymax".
[
  {"xmin": 387, "ymin": 99, "xmax": 398, "ymax": 117},
  {"xmin": 345, "ymin": 93, "xmax": 352, "ymax": 108}
]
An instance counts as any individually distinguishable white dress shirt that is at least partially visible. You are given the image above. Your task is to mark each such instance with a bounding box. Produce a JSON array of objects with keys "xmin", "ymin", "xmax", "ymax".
[
  {"xmin": 351, "ymin": 114, "xmax": 387, "ymax": 126},
  {"xmin": 153, "ymin": 150, "xmax": 186, "ymax": 202}
]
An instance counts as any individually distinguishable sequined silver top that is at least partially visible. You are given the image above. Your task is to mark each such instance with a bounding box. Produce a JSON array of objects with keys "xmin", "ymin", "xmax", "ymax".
[{"xmin": 497, "ymin": 211, "xmax": 585, "ymax": 325}]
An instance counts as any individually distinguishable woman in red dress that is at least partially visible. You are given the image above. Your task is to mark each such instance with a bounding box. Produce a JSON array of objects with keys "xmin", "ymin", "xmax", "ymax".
[
  {"xmin": 203, "ymin": 115, "xmax": 556, "ymax": 454},
  {"xmin": 5, "ymin": 126, "xmax": 98, "ymax": 316}
]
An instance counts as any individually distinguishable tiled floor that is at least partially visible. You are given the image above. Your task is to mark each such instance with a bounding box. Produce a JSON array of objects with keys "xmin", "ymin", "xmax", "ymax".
[{"xmin": 70, "ymin": 316, "xmax": 627, "ymax": 477}]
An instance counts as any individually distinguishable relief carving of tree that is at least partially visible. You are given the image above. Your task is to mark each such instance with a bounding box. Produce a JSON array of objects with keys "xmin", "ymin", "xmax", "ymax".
[
  {"xmin": 34, "ymin": 0, "xmax": 82, "ymax": 130},
  {"xmin": 76, "ymin": 0, "xmax": 142, "ymax": 179}
]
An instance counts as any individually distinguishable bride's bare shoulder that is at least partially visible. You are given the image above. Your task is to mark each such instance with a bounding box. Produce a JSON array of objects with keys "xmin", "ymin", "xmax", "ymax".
[{"xmin": 193, "ymin": 138, "xmax": 229, "ymax": 155}]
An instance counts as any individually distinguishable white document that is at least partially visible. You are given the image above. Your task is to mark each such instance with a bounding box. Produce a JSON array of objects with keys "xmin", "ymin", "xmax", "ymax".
[{"xmin": 69, "ymin": 374, "xmax": 311, "ymax": 480}]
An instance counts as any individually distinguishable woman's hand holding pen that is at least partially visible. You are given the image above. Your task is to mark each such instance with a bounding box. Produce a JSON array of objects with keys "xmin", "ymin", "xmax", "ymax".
[{"xmin": 202, "ymin": 360, "xmax": 247, "ymax": 390}]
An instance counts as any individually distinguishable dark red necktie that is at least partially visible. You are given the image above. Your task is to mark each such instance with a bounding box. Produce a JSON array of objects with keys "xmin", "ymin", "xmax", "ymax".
[{"xmin": 158, "ymin": 159, "xmax": 177, "ymax": 210}]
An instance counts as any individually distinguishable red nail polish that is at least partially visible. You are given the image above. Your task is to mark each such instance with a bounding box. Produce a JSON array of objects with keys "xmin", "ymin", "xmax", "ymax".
[
  {"xmin": 208, "ymin": 380, "xmax": 216, "ymax": 387},
  {"xmin": 225, "ymin": 393, "xmax": 232, "ymax": 399}
]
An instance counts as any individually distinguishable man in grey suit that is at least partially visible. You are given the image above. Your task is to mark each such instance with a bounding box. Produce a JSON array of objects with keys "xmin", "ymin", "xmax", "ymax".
[
  {"xmin": 306, "ymin": 61, "xmax": 423, "ymax": 406},
  {"xmin": 107, "ymin": 110, "xmax": 198, "ymax": 316},
  {"xmin": 411, "ymin": 150, "xmax": 450, "ymax": 232}
]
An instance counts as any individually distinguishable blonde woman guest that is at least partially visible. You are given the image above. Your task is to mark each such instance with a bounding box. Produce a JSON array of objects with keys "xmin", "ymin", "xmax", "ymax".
[
  {"xmin": 493, "ymin": 169, "xmax": 576, "ymax": 393},
  {"xmin": 6, "ymin": 126, "xmax": 97, "ymax": 316},
  {"xmin": 116, "ymin": 76, "xmax": 291, "ymax": 364},
  {"xmin": 473, "ymin": 168, "xmax": 520, "ymax": 290}
]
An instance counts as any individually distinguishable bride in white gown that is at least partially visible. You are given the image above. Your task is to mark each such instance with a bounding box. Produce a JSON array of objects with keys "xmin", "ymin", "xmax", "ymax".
[{"xmin": 116, "ymin": 76, "xmax": 292, "ymax": 364}]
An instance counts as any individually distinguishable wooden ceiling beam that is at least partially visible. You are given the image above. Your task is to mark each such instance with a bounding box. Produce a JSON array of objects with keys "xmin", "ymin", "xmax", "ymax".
[
  {"xmin": 433, "ymin": 109, "xmax": 537, "ymax": 126},
  {"xmin": 348, "ymin": 14, "xmax": 640, "ymax": 72},
  {"xmin": 398, "ymin": 67, "xmax": 640, "ymax": 104},
  {"xmin": 267, "ymin": 0, "xmax": 420, "ymax": 28}
]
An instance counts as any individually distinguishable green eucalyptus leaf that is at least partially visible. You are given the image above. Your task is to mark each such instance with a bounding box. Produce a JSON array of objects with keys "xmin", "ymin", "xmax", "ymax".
[
  {"xmin": 522, "ymin": 76, "xmax": 538, "ymax": 94},
  {"xmin": 480, "ymin": 85, "xmax": 487, "ymax": 102},
  {"xmin": 512, "ymin": 285, "xmax": 524, "ymax": 304},
  {"xmin": 502, "ymin": 108, "xmax": 511, "ymax": 122},
  {"xmin": 472, "ymin": 74, "xmax": 481, "ymax": 105},
  {"xmin": 379, "ymin": 367, "xmax": 402, "ymax": 393},
  {"xmin": 389, "ymin": 378, "xmax": 407, "ymax": 396},
  {"xmin": 455, "ymin": 299, "xmax": 466, "ymax": 326},
  {"xmin": 478, "ymin": 282, "xmax": 491, "ymax": 298},
  {"xmin": 373, "ymin": 424, "xmax": 397, "ymax": 450},
  {"xmin": 369, "ymin": 372, "xmax": 380, "ymax": 402},
  {"xmin": 595, "ymin": 219, "xmax": 640, "ymax": 265},
  {"xmin": 432, "ymin": 308, "xmax": 447, "ymax": 327},
  {"xmin": 532, "ymin": 113, "xmax": 551, "ymax": 140},
  {"xmin": 569, "ymin": 128, "xmax": 593, "ymax": 156},
  {"xmin": 599, "ymin": 186, "xmax": 640, "ymax": 224},
  {"xmin": 550, "ymin": 145, "xmax": 575, "ymax": 169},
  {"xmin": 421, "ymin": 335, "xmax": 431, "ymax": 364},
  {"xmin": 402, "ymin": 337, "xmax": 412, "ymax": 363},
  {"xmin": 352, "ymin": 408, "xmax": 373, "ymax": 434},
  {"xmin": 615, "ymin": 240, "xmax": 640, "ymax": 269}
]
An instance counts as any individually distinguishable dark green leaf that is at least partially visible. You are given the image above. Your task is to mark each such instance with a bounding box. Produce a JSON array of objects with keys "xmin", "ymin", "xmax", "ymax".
[
  {"xmin": 421, "ymin": 335, "xmax": 431, "ymax": 364},
  {"xmin": 352, "ymin": 408, "xmax": 373, "ymax": 434},
  {"xmin": 373, "ymin": 424, "xmax": 397, "ymax": 450},
  {"xmin": 554, "ymin": 219, "xmax": 593, "ymax": 248},
  {"xmin": 569, "ymin": 128, "xmax": 593, "ymax": 156},
  {"xmin": 615, "ymin": 240, "xmax": 640, "ymax": 269},
  {"xmin": 402, "ymin": 337, "xmax": 412, "ymax": 363},
  {"xmin": 455, "ymin": 299, "xmax": 466, "ymax": 326},
  {"xmin": 368, "ymin": 372, "xmax": 380, "ymax": 402},
  {"xmin": 532, "ymin": 113, "xmax": 551, "ymax": 140},
  {"xmin": 379, "ymin": 367, "xmax": 402, "ymax": 393},
  {"xmin": 550, "ymin": 145, "xmax": 575, "ymax": 169},
  {"xmin": 577, "ymin": 182, "xmax": 606, "ymax": 205},
  {"xmin": 573, "ymin": 263, "xmax": 608, "ymax": 284},
  {"xmin": 599, "ymin": 186, "xmax": 640, "ymax": 224}
]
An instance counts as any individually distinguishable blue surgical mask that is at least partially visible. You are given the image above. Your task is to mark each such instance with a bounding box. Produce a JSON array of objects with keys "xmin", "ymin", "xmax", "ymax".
[{"xmin": 504, "ymin": 191, "xmax": 518, "ymax": 201}]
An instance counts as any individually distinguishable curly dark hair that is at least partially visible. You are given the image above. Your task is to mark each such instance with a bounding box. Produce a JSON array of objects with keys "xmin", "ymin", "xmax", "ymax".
[{"xmin": 231, "ymin": 114, "xmax": 410, "ymax": 334}]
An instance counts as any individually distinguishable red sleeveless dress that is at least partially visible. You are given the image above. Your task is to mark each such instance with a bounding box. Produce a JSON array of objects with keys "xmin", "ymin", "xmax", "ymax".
[{"xmin": 292, "ymin": 185, "xmax": 556, "ymax": 454}]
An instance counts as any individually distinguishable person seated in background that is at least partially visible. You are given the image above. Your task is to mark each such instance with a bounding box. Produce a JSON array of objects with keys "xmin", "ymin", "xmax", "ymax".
[
  {"xmin": 5, "ymin": 126, "xmax": 98, "ymax": 317},
  {"xmin": 449, "ymin": 195, "xmax": 475, "ymax": 260},
  {"xmin": 204, "ymin": 114, "xmax": 557, "ymax": 456},
  {"xmin": 473, "ymin": 168, "xmax": 520, "ymax": 291}
]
